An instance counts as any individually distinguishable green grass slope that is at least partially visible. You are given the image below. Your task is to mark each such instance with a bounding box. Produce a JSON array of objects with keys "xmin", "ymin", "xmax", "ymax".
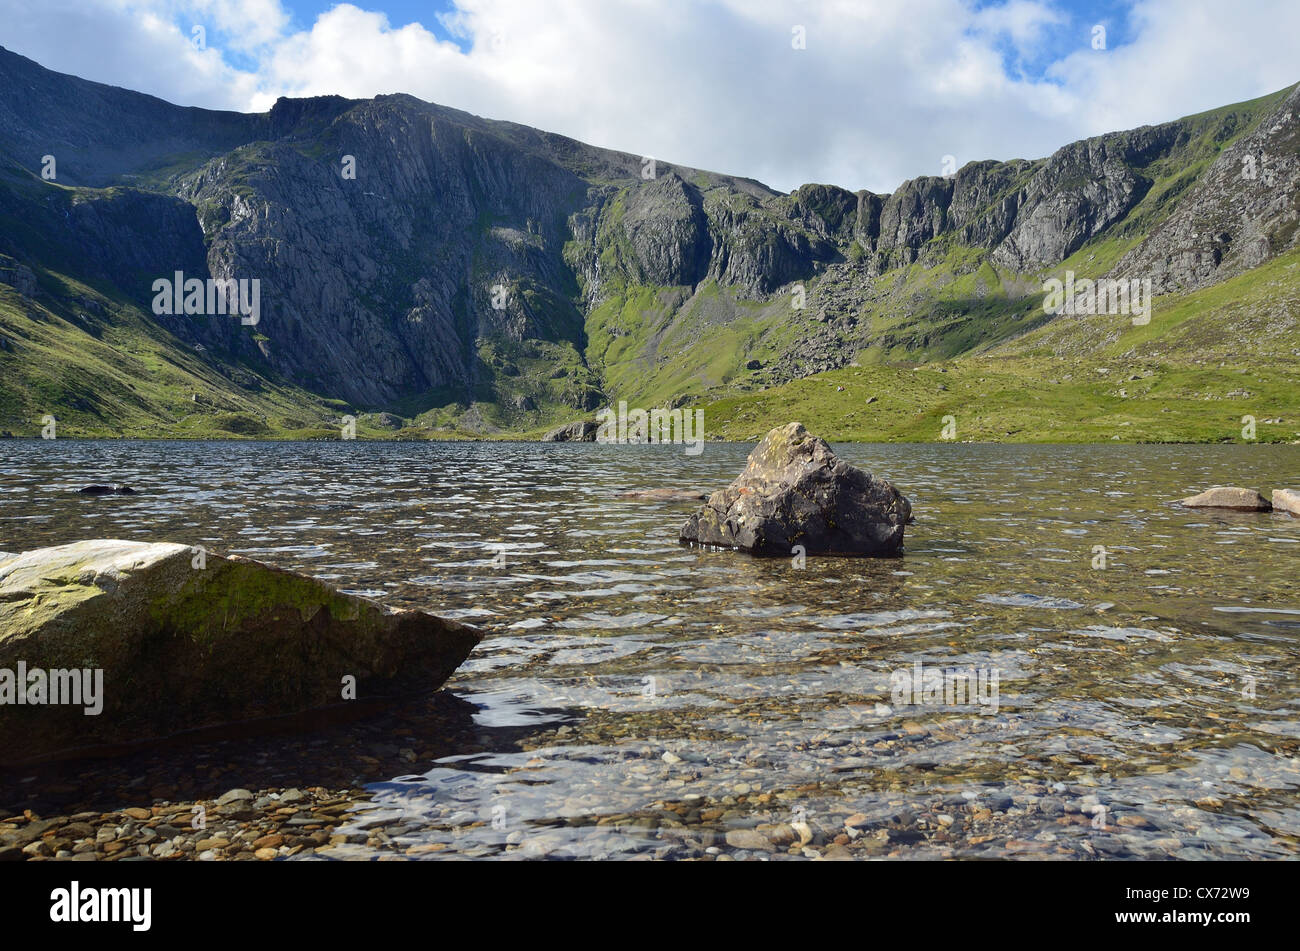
[{"xmin": 696, "ymin": 247, "xmax": 1300, "ymax": 443}]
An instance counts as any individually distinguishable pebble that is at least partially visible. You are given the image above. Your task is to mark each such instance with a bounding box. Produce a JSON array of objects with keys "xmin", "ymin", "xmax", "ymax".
[{"xmin": 725, "ymin": 829, "xmax": 774, "ymax": 852}]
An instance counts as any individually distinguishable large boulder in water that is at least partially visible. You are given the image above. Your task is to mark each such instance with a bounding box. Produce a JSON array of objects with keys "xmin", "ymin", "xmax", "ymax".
[
  {"xmin": 0, "ymin": 540, "xmax": 481, "ymax": 765},
  {"xmin": 680, "ymin": 422, "xmax": 912, "ymax": 556}
]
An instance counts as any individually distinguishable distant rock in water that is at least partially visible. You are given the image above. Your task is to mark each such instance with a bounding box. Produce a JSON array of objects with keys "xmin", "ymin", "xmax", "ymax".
[
  {"xmin": 1273, "ymin": 488, "xmax": 1300, "ymax": 516},
  {"xmin": 680, "ymin": 422, "xmax": 912, "ymax": 557},
  {"xmin": 0, "ymin": 540, "xmax": 481, "ymax": 765},
  {"xmin": 542, "ymin": 421, "xmax": 597, "ymax": 442},
  {"xmin": 1178, "ymin": 487, "xmax": 1272, "ymax": 511},
  {"xmin": 619, "ymin": 488, "xmax": 708, "ymax": 501},
  {"xmin": 78, "ymin": 484, "xmax": 137, "ymax": 495}
]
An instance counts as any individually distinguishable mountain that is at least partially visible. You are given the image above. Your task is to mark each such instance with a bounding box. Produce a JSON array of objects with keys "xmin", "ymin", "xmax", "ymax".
[{"xmin": 0, "ymin": 45, "xmax": 1296, "ymax": 440}]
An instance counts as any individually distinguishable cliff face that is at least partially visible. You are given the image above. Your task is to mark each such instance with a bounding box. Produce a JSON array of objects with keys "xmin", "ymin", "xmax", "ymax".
[
  {"xmin": 1116, "ymin": 83, "xmax": 1300, "ymax": 292},
  {"xmin": 170, "ymin": 96, "xmax": 595, "ymax": 406},
  {"xmin": 0, "ymin": 44, "xmax": 1296, "ymax": 429}
]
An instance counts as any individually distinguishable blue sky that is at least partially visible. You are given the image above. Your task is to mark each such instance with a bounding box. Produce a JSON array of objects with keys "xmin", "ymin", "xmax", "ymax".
[
  {"xmin": 281, "ymin": 1, "xmax": 463, "ymax": 39},
  {"xmin": 969, "ymin": 0, "xmax": 1136, "ymax": 79},
  {"xmin": 2, "ymin": 0, "xmax": 1296, "ymax": 193}
]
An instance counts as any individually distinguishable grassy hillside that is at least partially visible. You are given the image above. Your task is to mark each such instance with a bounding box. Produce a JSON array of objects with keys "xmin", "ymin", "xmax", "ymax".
[
  {"xmin": 8, "ymin": 245, "xmax": 1294, "ymax": 444},
  {"xmin": 0, "ymin": 276, "xmax": 336, "ymax": 439},
  {"xmin": 696, "ymin": 247, "xmax": 1300, "ymax": 443},
  {"xmin": 580, "ymin": 85, "xmax": 1295, "ymax": 425}
]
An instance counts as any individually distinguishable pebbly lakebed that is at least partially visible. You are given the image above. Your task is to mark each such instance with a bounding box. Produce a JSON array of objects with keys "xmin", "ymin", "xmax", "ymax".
[{"xmin": 1, "ymin": 438, "xmax": 1298, "ymax": 861}]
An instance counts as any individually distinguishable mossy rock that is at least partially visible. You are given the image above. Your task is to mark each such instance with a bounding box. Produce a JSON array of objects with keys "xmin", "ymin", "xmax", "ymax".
[{"xmin": 0, "ymin": 540, "xmax": 481, "ymax": 764}]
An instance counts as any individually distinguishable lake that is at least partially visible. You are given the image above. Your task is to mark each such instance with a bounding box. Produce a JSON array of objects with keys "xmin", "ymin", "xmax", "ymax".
[{"xmin": 1, "ymin": 439, "xmax": 1298, "ymax": 859}]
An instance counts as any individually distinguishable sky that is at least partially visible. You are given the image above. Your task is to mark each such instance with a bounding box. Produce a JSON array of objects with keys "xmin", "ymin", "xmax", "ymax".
[{"xmin": 1, "ymin": 0, "xmax": 1297, "ymax": 194}]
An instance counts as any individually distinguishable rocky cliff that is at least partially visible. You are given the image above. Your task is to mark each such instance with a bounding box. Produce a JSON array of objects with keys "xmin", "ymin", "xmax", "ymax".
[{"xmin": 0, "ymin": 45, "xmax": 1296, "ymax": 435}]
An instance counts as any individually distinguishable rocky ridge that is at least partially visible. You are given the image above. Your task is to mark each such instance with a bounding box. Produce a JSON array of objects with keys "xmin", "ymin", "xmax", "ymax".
[{"xmin": 0, "ymin": 46, "xmax": 1296, "ymax": 432}]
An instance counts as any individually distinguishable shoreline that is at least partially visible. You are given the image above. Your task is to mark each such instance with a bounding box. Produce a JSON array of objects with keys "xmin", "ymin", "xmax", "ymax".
[{"xmin": 3, "ymin": 434, "xmax": 1299, "ymax": 446}]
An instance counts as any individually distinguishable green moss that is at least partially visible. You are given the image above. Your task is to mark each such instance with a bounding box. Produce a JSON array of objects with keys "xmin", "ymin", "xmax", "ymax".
[{"xmin": 154, "ymin": 560, "xmax": 366, "ymax": 645}]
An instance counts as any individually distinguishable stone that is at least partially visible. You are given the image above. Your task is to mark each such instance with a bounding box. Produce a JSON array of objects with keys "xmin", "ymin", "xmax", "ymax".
[
  {"xmin": 1178, "ymin": 487, "xmax": 1271, "ymax": 511},
  {"xmin": 0, "ymin": 540, "xmax": 482, "ymax": 765},
  {"xmin": 792, "ymin": 821, "xmax": 814, "ymax": 847},
  {"xmin": 541, "ymin": 421, "xmax": 597, "ymax": 442},
  {"xmin": 758, "ymin": 823, "xmax": 796, "ymax": 847},
  {"xmin": 0, "ymin": 258, "xmax": 37, "ymax": 297},
  {"xmin": 1272, "ymin": 488, "xmax": 1300, "ymax": 516},
  {"xmin": 680, "ymin": 422, "xmax": 912, "ymax": 556},
  {"xmin": 724, "ymin": 829, "xmax": 775, "ymax": 852},
  {"xmin": 617, "ymin": 488, "xmax": 708, "ymax": 502}
]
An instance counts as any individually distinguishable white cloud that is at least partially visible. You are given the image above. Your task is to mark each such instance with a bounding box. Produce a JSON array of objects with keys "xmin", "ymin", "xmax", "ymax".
[
  {"xmin": 971, "ymin": 0, "xmax": 1067, "ymax": 51},
  {"xmin": 1, "ymin": 0, "xmax": 1297, "ymax": 193},
  {"xmin": 191, "ymin": 0, "xmax": 289, "ymax": 50},
  {"xmin": 1, "ymin": 0, "xmax": 262, "ymax": 110}
]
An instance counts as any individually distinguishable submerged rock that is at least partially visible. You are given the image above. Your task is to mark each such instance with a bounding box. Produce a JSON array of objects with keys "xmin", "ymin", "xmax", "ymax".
[
  {"xmin": 1178, "ymin": 487, "xmax": 1271, "ymax": 511},
  {"xmin": 78, "ymin": 484, "xmax": 137, "ymax": 495},
  {"xmin": 618, "ymin": 488, "xmax": 708, "ymax": 501},
  {"xmin": 0, "ymin": 540, "xmax": 481, "ymax": 765},
  {"xmin": 542, "ymin": 421, "xmax": 597, "ymax": 442},
  {"xmin": 680, "ymin": 422, "xmax": 912, "ymax": 556},
  {"xmin": 1273, "ymin": 488, "xmax": 1300, "ymax": 516}
]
